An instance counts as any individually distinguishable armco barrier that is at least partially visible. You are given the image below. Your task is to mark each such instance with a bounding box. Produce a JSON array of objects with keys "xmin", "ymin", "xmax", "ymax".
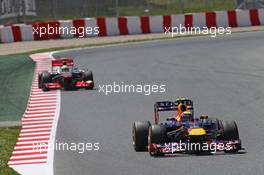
[{"xmin": 1, "ymin": 9, "xmax": 264, "ymax": 43}]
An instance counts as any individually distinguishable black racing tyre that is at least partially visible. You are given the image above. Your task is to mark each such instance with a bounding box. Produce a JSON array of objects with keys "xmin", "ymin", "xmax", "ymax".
[
  {"xmin": 38, "ymin": 71, "xmax": 49, "ymax": 89},
  {"xmin": 148, "ymin": 125, "xmax": 167, "ymax": 157},
  {"xmin": 132, "ymin": 121, "xmax": 150, "ymax": 152},
  {"xmin": 41, "ymin": 72, "xmax": 51, "ymax": 83},
  {"xmin": 222, "ymin": 120, "xmax": 241, "ymax": 153},
  {"xmin": 222, "ymin": 120, "xmax": 239, "ymax": 140},
  {"xmin": 83, "ymin": 71, "xmax": 94, "ymax": 89},
  {"xmin": 149, "ymin": 125, "xmax": 167, "ymax": 144},
  {"xmin": 41, "ymin": 72, "xmax": 51, "ymax": 91},
  {"xmin": 83, "ymin": 71, "xmax": 94, "ymax": 82},
  {"xmin": 38, "ymin": 73, "xmax": 42, "ymax": 88}
]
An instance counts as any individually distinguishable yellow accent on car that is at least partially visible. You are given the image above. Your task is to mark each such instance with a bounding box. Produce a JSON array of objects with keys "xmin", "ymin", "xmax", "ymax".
[{"xmin": 188, "ymin": 128, "xmax": 206, "ymax": 136}]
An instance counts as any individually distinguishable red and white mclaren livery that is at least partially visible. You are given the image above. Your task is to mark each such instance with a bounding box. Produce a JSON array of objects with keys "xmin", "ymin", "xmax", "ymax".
[{"xmin": 38, "ymin": 58, "xmax": 94, "ymax": 91}]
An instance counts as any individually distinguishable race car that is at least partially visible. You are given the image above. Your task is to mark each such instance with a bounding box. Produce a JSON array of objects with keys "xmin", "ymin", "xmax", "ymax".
[
  {"xmin": 38, "ymin": 58, "xmax": 94, "ymax": 91},
  {"xmin": 132, "ymin": 98, "xmax": 242, "ymax": 156}
]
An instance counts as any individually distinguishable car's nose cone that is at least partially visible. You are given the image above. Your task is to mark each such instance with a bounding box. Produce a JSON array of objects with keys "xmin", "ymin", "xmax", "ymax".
[{"xmin": 188, "ymin": 128, "xmax": 206, "ymax": 136}]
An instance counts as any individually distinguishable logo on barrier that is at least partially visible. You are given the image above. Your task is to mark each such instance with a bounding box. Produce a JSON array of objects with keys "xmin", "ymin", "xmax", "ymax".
[
  {"xmin": 164, "ymin": 24, "xmax": 232, "ymax": 38},
  {"xmin": 32, "ymin": 24, "xmax": 100, "ymax": 38}
]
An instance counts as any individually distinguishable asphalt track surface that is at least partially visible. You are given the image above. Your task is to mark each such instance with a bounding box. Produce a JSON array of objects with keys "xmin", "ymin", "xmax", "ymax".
[{"xmin": 54, "ymin": 31, "xmax": 264, "ymax": 175}]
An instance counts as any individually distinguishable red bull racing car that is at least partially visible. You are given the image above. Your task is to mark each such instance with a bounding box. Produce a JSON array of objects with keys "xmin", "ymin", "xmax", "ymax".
[
  {"xmin": 132, "ymin": 98, "xmax": 243, "ymax": 156},
  {"xmin": 38, "ymin": 58, "xmax": 94, "ymax": 91}
]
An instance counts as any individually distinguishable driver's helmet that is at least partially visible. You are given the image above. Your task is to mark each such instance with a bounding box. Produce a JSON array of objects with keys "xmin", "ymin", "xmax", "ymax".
[
  {"xmin": 178, "ymin": 103, "xmax": 187, "ymax": 113},
  {"xmin": 181, "ymin": 111, "xmax": 193, "ymax": 122},
  {"xmin": 61, "ymin": 62, "xmax": 69, "ymax": 72},
  {"xmin": 176, "ymin": 103, "xmax": 187, "ymax": 122}
]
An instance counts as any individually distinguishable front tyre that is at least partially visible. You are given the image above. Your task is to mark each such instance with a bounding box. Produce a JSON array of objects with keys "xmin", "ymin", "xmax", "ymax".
[
  {"xmin": 132, "ymin": 121, "xmax": 150, "ymax": 152},
  {"xmin": 222, "ymin": 120, "xmax": 241, "ymax": 153},
  {"xmin": 83, "ymin": 71, "xmax": 94, "ymax": 82},
  {"xmin": 83, "ymin": 71, "xmax": 94, "ymax": 90},
  {"xmin": 38, "ymin": 73, "xmax": 42, "ymax": 89},
  {"xmin": 41, "ymin": 72, "xmax": 51, "ymax": 91},
  {"xmin": 148, "ymin": 125, "xmax": 167, "ymax": 157}
]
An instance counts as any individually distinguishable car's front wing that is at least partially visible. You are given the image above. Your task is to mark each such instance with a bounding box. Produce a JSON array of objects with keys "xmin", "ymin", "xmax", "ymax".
[
  {"xmin": 43, "ymin": 80, "xmax": 94, "ymax": 90},
  {"xmin": 149, "ymin": 139, "xmax": 242, "ymax": 154}
]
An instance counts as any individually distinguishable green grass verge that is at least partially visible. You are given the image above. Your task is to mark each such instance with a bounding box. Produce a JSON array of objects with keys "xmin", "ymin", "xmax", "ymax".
[
  {"xmin": 0, "ymin": 126, "xmax": 21, "ymax": 175},
  {"xmin": 0, "ymin": 55, "xmax": 35, "ymax": 121}
]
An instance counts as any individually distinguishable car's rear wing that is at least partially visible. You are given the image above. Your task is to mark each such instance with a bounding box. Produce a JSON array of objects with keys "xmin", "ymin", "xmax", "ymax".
[
  {"xmin": 154, "ymin": 101, "xmax": 177, "ymax": 124},
  {"xmin": 52, "ymin": 58, "xmax": 74, "ymax": 67},
  {"xmin": 154, "ymin": 101, "xmax": 178, "ymax": 111},
  {"xmin": 154, "ymin": 100, "xmax": 194, "ymax": 124},
  {"xmin": 175, "ymin": 98, "xmax": 193, "ymax": 110}
]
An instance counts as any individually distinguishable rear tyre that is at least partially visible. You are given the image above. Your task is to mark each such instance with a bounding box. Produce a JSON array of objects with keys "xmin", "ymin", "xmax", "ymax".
[
  {"xmin": 132, "ymin": 121, "xmax": 150, "ymax": 152},
  {"xmin": 222, "ymin": 120, "xmax": 241, "ymax": 153}
]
